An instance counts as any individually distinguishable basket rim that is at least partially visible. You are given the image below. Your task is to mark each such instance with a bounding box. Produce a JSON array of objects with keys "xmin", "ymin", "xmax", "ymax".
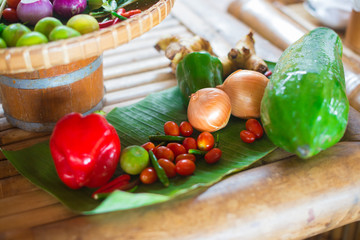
[{"xmin": 0, "ymin": 0, "xmax": 175, "ymax": 74}]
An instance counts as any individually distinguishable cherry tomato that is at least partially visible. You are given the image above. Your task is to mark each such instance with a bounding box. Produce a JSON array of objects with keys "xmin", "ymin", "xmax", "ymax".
[
  {"xmin": 140, "ymin": 167, "xmax": 158, "ymax": 184},
  {"xmin": 141, "ymin": 142, "xmax": 155, "ymax": 152},
  {"xmin": 2, "ymin": 8, "xmax": 19, "ymax": 23},
  {"xmin": 204, "ymin": 148, "xmax": 222, "ymax": 164},
  {"xmin": 197, "ymin": 132, "xmax": 214, "ymax": 151},
  {"xmin": 175, "ymin": 153, "xmax": 196, "ymax": 163},
  {"xmin": 158, "ymin": 158, "xmax": 176, "ymax": 178},
  {"xmin": 176, "ymin": 159, "xmax": 196, "ymax": 176},
  {"xmin": 240, "ymin": 130, "xmax": 256, "ymax": 143},
  {"xmin": 154, "ymin": 146, "xmax": 174, "ymax": 162},
  {"xmin": 164, "ymin": 121, "xmax": 180, "ymax": 136},
  {"xmin": 182, "ymin": 137, "xmax": 197, "ymax": 152},
  {"xmin": 179, "ymin": 121, "xmax": 193, "ymax": 136},
  {"xmin": 245, "ymin": 119, "xmax": 263, "ymax": 139},
  {"xmin": 166, "ymin": 143, "xmax": 187, "ymax": 157},
  {"xmin": 6, "ymin": 0, "xmax": 20, "ymax": 8}
]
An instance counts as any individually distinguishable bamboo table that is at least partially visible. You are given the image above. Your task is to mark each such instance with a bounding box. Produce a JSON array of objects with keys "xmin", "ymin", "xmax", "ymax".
[{"xmin": 1, "ymin": 0, "xmax": 360, "ymax": 239}]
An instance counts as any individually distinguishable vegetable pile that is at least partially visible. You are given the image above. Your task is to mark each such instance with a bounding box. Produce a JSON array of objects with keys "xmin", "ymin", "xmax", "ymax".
[
  {"xmin": 1, "ymin": 27, "xmax": 350, "ymax": 214},
  {"xmin": 0, "ymin": 0, "xmax": 143, "ymax": 48}
]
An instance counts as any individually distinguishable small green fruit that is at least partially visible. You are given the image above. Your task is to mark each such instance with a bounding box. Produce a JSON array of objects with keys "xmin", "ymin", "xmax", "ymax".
[
  {"xmin": 16, "ymin": 32, "xmax": 48, "ymax": 47},
  {"xmin": 49, "ymin": 26, "xmax": 81, "ymax": 41},
  {"xmin": 2, "ymin": 23, "xmax": 31, "ymax": 47},
  {"xmin": 120, "ymin": 145, "xmax": 149, "ymax": 175},
  {"xmin": 66, "ymin": 14, "xmax": 99, "ymax": 35},
  {"xmin": 0, "ymin": 38, "xmax": 7, "ymax": 48},
  {"xmin": 35, "ymin": 17, "xmax": 63, "ymax": 38}
]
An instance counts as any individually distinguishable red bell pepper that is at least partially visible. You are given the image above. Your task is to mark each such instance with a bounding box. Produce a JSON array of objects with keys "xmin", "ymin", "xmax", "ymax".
[{"xmin": 50, "ymin": 112, "xmax": 121, "ymax": 189}]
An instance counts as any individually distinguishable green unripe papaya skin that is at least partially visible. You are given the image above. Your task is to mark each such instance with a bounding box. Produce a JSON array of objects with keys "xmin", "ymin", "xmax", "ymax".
[{"xmin": 260, "ymin": 27, "xmax": 349, "ymax": 159}]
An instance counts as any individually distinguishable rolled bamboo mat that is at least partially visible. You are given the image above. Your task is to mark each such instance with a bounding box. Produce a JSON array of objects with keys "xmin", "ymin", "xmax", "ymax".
[{"xmin": 228, "ymin": 0, "xmax": 360, "ymax": 113}]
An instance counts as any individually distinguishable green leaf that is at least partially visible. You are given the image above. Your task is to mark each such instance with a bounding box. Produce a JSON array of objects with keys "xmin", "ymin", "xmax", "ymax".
[{"xmin": 2, "ymin": 86, "xmax": 276, "ymax": 214}]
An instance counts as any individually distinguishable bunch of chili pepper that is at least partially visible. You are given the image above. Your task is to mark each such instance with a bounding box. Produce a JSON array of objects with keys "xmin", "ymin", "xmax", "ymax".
[{"xmin": 99, "ymin": 8, "xmax": 142, "ymax": 28}]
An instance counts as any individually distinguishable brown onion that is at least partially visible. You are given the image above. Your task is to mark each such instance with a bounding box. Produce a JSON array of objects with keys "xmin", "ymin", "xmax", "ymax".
[
  {"xmin": 217, "ymin": 70, "xmax": 269, "ymax": 118},
  {"xmin": 187, "ymin": 88, "xmax": 232, "ymax": 132}
]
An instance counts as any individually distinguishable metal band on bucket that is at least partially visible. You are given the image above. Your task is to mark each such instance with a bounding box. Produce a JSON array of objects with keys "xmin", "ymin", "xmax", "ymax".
[
  {"xmin": 0, "ymin": 55, "xmax": 103, "ymax": 89},
  {"xmin": 5, "ymin": 99, "xmax": 104, "ymax": 132}
]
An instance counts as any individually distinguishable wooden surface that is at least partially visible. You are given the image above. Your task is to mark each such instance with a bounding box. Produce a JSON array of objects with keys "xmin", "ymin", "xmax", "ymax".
[{"xmin": 1, "ymin": 0, "xmax": 360, "ymax": 239}]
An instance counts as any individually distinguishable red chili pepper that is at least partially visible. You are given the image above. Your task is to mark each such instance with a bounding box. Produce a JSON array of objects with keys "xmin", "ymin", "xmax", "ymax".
[
  {"xmin": 92, "ymin": 178, "xmax": 140, "ymax": 200},
  {"xmin": 50, "ymin": 112, "xmax": 121, "ymax": 189},
  {"xmin": 122, "ymin": 9, "xmax": 141, "ymax": 18},
  {"xmin": 99, "ymin": 19, "xmax": 115, "ymax": 29},
  {"xmin": 265, "ymin": 70, "xmax": 272, "ymax": 78}
]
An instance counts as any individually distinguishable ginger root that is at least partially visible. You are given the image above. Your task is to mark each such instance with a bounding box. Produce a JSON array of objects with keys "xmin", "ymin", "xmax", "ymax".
[
  {"xmin": 155, "ymin": 35, "xmax": 215, "ymax": 72},
  {"xmin": 155, "ymin": 31, "xmax": 268, "ymax": 77},
  {"xmin": 223, "ymin": 31, "xmax": 268, "ymax": 77}
]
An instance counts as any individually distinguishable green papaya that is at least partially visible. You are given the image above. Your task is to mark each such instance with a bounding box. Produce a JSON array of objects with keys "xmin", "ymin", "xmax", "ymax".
[{"xmin": 260, "ymin": 27, "xmax": 349, "ymax": 159}]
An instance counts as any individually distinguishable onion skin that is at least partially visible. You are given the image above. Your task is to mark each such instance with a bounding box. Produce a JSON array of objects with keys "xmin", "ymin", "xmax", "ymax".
[
  {"xmin": 17, "ymin": 0, "xmax": 53, "ymax": 26},
  {"xmin": 187, "ymin": 88, "xmax": 232, "ymax": 132},
  {"xmin": 53, "ymin": 0, "xmax": 87, "ymax": 19},
  {"xmin": 217, "ymin": 70, "xmax": 269, "ymax": 119}
]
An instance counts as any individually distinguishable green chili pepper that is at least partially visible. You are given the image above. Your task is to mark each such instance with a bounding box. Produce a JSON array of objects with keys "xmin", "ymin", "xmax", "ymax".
[
  {"xmin": 188, "ymin": 149, "xmax": 208, "ymax": 156},
  {"xmin": 111, "ymin": 11, "xmax": 128, "ymax": 21},
  {"xmin": 149, "ymin": 135, "xmax": 185, "ymax": 143},
  {"xmin": 176, "ymin": 52, "xmax": 223, "ymax": 105},
  {"xmin": 149, "ymin": 150, "xmax": 169, "ymax": 187}
]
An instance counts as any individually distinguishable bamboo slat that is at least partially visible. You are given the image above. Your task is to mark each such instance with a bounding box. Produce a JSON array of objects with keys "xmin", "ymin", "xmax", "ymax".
[{"xmin": 0, "ymin": 0, "xmax": 360, "ymax": 239}]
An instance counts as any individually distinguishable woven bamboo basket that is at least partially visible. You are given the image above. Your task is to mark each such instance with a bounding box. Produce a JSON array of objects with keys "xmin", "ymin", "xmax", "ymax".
[{"xmin": 0, "ymin": 0, "xmax": 175, "ymax": 132}]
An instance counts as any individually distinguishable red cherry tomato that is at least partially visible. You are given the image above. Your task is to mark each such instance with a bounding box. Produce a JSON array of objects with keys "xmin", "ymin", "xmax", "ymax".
[
  {"xmin": 240, "ymin": 130, "xmax": 256, "ymax": 143},
  {"xmin": 6, "ymin": 0, "xmax": 20, "ymax": 8},
  {"xmin": 197, "ymin": 132, "xmax": 215, "ymax": 151},
  {"xmin": 204, "ymin": 148, "xmax": 222, "ymax": 164},
  {"xmin": 176, "ymin": 159, "xmax": 196, "ymax": 176},
  {"xmin": 141, "ymin": 142, "xmax": 155, "ymax": 152},
  {"xmin": 164, "ymin": 121, "xmax": 180, "ymax": 136},
  {"xmin": 2, "ymin": 8, "xmax": 19, "ymax": 23},
  {"xmin": 245, "ymin": 119, "xmax": 263, "ymax": 139},
  {"xmin": 140, "ymin": 167, "xmax": 158, "ymax": 184},
  {"xmin": 175, "ymin": 153, "xmax": 196, "ymax": 163},
  {"xmin": 154, "ymin": 146, "xmax": 174, "ymax": 162},
  {"xmin": 166, "ymin": 142, "xmax": 187, "ymax": 157},
  {"xmin": 158, "ymin": 158, "xmax": 176, "ymax": 178},
  {"xmin": 182, "ymin": 137, "xmax": 197, "ymax": 152},
  {"xmin": 179, "ymin": 121, "xmax": 193, "ymax": 136}
]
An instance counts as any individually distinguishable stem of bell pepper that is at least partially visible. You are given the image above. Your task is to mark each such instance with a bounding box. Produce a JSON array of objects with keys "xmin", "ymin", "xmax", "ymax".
[{"xmin": 149, "ymin": 150, "xmax": 169, "ymax": 187}]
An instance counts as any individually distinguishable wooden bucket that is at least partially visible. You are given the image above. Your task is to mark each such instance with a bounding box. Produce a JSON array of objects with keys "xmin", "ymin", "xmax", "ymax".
[{"xmin": 0, "ymin": 55, "xmax": 104, "ymax": 132}]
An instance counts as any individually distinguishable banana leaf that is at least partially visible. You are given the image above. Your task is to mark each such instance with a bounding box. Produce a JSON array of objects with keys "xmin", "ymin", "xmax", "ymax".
[
  {"xmin": 2, "ymin": 62, "xmax": 277, "ymax": 215},
  {"xmin": 2, "ymin": 87, "xmax": 276, "ymax": 214}
]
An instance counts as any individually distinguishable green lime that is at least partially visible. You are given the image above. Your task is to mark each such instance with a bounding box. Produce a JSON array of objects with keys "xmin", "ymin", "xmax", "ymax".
[
  {"xmin": 0, "ymin": 38, "xmax": 7, "ymax": 48},
  {"xmin": 66, "ymin": 14, "xmax": 99, "ymax": 35},
  {"xmin": 49, "ymin": 26, "xmax": 81, "ymax": 41},
  {"xmin": 16, "ymin": 32, "xmax": 48, "ymax": 47},
  {"xmin": 120, "ymin": 145, "xmax": 149, "ymax": 175},
  {"xmin": 34, "ymin": 17, "xmax": 63, "ymax": 38},
  {"xmin": 2, "ymin": 23, "xmax": 31, "ymax": 47}
]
